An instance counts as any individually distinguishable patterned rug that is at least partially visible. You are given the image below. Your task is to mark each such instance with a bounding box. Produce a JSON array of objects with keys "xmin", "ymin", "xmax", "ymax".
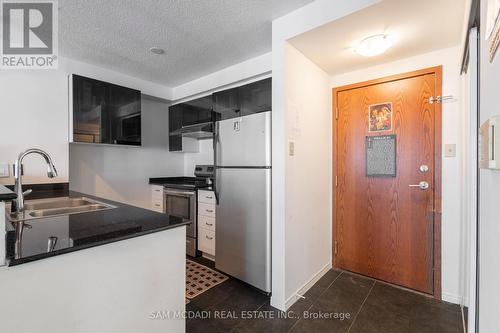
[{"xmin": 186, "ymin": 259, "xmax": 228, "ymax": 299}]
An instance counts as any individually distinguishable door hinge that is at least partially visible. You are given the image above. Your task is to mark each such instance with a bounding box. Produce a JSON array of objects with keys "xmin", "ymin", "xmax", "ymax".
[
  {"xmin": 335, "ymin": 176, "xmax": 338, "ymax": 187},
  {"xmin": 335, "ymin": 107, "xmax": 339, "ymax": 120},
  {"xmin": 429, "ymin": 95, "xmax": 453, "ymax": 104},
  {"xmin": 334, "ymin": 241, "xmax": 338, "ymax": 255}
]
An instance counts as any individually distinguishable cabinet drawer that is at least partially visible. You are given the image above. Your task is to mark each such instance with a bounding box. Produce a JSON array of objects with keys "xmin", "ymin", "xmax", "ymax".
[
  {"xmin": 198, "ymin": 228, "xmax": 215, "ymax": 256},
  {"xmin": 198, "ymin": 215, "xmax": 215, "ymax": 232},
  {"xmin": 151, "ymin": 185, "xmax": 163, "ymax": 200},
  {"xmin": 198, "ymin": 203, "xmax": 215, "ymax": 217},
  {"xmin": 198, "ymin": 190, "xmax": 215, "ymax": 204},
  {"xmin": 151, "ymin": 198, "xmax": 163, "ymax": 212}
]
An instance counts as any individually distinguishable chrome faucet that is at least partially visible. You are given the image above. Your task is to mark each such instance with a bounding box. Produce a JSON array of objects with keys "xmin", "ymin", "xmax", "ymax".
[{"xmin": 12, "ymin": 148, "xmax": 58, "ymax": 215}]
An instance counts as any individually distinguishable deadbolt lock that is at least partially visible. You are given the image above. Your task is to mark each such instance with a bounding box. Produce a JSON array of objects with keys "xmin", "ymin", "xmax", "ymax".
[{"xmin": 419, "ymin": 165, "xmax": 429, "ymax": 173}]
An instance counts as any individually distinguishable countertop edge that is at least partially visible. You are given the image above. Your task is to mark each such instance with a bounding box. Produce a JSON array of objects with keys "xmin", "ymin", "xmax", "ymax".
[{"xmin": 6, "ymin": 221, "xmax": 189, "ymax": 267}]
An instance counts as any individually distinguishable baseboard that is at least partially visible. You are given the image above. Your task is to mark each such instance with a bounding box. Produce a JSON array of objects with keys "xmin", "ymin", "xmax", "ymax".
[
  {"xmin": 284, "ymin": 262, "xmax": 332, "ymax": 310},
  {"xmin": 201, "ymin": 253, "xmax": 215, "ymax": 261},
  {"xmin": 442, "ymin": 292, "xmax": 468, "ymax": 306}
]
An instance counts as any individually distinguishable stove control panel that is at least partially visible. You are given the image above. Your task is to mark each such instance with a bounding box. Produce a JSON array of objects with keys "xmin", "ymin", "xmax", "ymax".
[{"xmin": 194, "ymin": 165, "xmax": 214, "ymax": 178}]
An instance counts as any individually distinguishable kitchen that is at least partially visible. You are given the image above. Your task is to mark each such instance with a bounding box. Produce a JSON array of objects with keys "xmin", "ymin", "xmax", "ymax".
[
  {"xmin": 67, "ymin": 73, "xmax": 271, "ymax": 283},
  {"xmin": 0, "ymin": 0, "xmax": 496, "ymax": 332},
  {"xmin": 1, "ymin": 49, "xmax": 274, "ymax": 331}
]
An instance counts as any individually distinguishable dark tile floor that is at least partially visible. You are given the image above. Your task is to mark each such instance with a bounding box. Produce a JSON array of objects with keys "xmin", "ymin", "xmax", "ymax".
[{"xmin": 186, "ymin": 257, "xmax": 463, "ymax": 333}]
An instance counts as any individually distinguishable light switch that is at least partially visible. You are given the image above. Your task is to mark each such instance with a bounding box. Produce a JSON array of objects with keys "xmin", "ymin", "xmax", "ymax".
[
  {"xmin": 0, "ymin": 163, "xmax": 9, "ymax": 178},
  {"xmin": 289, "ymin": 141, "xmax": 295, "ymax": 156},
  {"xmin": 444, "ymin": 144, "xmax": 456, "ymax": 157}
]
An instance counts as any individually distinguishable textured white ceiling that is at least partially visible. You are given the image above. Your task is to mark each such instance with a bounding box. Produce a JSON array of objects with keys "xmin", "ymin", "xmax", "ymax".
[
  {"xmin": 288, "ymin": 0, "xmax": 466, "ymax": 75},
  {"xmin": 59, "ymin": 0, "xmax": 314, "ymax": 87}
]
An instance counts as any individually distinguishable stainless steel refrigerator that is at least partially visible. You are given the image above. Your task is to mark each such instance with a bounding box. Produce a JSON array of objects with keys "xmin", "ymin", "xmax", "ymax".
[{"xmin": 214, "ymin": 111, "xmax": 271, "ymax": 293}]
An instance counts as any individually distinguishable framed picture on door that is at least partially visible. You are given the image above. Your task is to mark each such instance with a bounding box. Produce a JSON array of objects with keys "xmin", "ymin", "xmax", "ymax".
[{"xmin": 369, "ymin": 102, "xmax": 392, "ymax": 132}]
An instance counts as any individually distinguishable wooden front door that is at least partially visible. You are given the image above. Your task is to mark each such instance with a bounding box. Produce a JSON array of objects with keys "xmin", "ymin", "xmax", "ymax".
[{"xmin": 333, "ymin": 67, "xmax": 442, "ymax": 296}]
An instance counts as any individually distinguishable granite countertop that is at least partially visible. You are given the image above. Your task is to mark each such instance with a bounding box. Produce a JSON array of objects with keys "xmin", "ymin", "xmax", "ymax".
[
  {"xmin": 4, "ymin": 191, "xmax": 188, "ymax": 266},
  {"xmin": 0, "ymin": 185, "xmax": 16, "ymax": 201}
]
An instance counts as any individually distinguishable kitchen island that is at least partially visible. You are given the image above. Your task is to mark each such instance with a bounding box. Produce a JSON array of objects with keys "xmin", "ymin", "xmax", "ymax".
[{"xmin": 0, "ymin": 186, "xmax": 187, "ymax": 333}]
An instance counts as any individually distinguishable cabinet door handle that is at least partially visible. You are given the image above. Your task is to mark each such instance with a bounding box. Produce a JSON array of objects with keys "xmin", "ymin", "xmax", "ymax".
[
  {"xmin": 155, "ymin": 204, "xmax": 161, "ymax": 207},
  {"xmin": 206, "ymin": 235, "xmax": 214, "ymax": 240},
  {"xmin": 205, "ymin": 196, "xmax": 213, "ymax": 199},
  {"xmin": 206, "ymin": 222, "xmax": 213, "ymax": 226},
  {"xmin": 206, "ymin": 209, "xmax": 214, "ymax": 213}
]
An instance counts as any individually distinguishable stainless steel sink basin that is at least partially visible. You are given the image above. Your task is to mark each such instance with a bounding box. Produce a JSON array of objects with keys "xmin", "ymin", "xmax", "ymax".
[
  {"xmin": 28, "ymin": 204, "xmax": 112, "ymax": 217},
  {"xmin": 6, "ymin": 197, "xmax": 116, "ymax": 222},
  {"xmin": 24, "ymin": 197, "xmax": 97, "ymax": 210}
]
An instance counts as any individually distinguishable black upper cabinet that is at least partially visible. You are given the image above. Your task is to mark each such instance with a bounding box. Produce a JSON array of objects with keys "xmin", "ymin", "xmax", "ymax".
[
  {"xmin": 168, "ymin": 104, "xmax": 184, "ymax": 151},
  {"xmin": 168, "ymin": 78, "xmax": 271, "ymax": 151},
  {"xmin": 168, "ymin": 95, "xmax": 214, "ymax": 151},
  {"xmin": 213, "ymin": 78, "xmax": 271, "ymax": 120},
  {"xmin": 239, "ymin": 78, "xmax": 272, "ymax": 116},
  {"xmin": 168, "ymin": 104, "xmax": 183, "ymax": 132},
  {"xmin": 169, "ymin": 95, "xmax": 213, "ymax": 130},
  {"xmin": 213, "ymin": 87, "xmax": 240, "ymax": 120},
  {"xmin": 169, "ymin": 134, "xmax": 183, "ymax": 152},
  {"xmin": 73, "ymin": 75, "xmax": 141, "ymax": 146},
  {"xmin": 182, "ymin": 96, "xmax": 213, "ymax": 126}
]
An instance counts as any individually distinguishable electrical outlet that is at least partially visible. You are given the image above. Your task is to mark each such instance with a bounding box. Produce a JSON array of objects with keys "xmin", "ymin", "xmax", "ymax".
[
  {"xmin": 289, "ymin": 141, "xmax": 295, "ymax": 156},
  {"xmin": 444, "ymin": 144, "xmax": 456, "ymax": 157},
  {"xmin": 0, "ymin": 163, "xmax": 9, "ymax": 178}
]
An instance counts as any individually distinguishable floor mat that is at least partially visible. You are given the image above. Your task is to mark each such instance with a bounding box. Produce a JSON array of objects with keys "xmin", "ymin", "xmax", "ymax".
[{"xmin": 186, "ymin": 259, "xmax": 228, "ymax": 299}]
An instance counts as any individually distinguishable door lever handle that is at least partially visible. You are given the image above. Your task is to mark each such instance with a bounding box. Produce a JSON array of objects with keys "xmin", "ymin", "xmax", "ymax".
[{"xmin": 409, "ymin": 181, "xmax": 429, "ymax": 190}]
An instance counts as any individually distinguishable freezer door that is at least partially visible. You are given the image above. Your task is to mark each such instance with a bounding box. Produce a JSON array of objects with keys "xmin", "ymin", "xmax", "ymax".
[
  {"xmin": 217, "ymin": 111, "xmax": 271, "ymax": 167},
  {"xmin": 215, "ymin": 168, "xmax": 271, "ymax": 292}
]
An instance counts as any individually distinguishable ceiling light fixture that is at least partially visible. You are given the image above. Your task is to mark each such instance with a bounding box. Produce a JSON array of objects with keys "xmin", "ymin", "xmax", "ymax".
[
  {"xmin": 149, "ymin": 47, "xmax": 165, "ymax": 55},
  {"xmin": 354, "ymin": 34, "xmax": 392, "ymax": 57}
]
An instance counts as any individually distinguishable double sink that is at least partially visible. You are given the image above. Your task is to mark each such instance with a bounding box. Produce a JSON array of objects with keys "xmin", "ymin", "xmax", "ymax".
[{"xmin": 7, "ymin": 197, "xmax": 116, "ymax": 222}]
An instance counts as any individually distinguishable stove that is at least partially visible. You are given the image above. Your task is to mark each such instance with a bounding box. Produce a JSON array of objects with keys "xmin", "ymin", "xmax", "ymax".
[
  {"xmin": 149, "ymin": 165, "xmax": 214, "ymax": 190},
  {"xmin": 148, "ymin": 165, "xmax": 214, "ymax": 257}
]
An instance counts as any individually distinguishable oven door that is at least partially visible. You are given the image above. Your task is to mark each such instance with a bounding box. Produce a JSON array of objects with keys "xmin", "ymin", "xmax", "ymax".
[{"xmin": 163, "ymin": 188, "xmax": 196, "ymax": 238}]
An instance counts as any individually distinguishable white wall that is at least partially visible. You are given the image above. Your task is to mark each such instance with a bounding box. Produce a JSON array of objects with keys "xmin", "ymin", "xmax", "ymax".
[
  {"xmin": 183, "ymin": 139, "xmax": 213, "ymax": 176},
  {"xmin": 283, "ymin": 43, "xmax": 332, "ymax": 306},
  {"xmin": 271, "ymin": 0, "xmax": 381, "ymax": 310},
  {"xmin": 478, "ymin": 0, "xmax": 500, "ymax": 331},
  {"xmin": 0, "ymin": 57, "xmax": 172, "ymax": 186},
  {"xmin": 330, "ymin": 46, "xmax": 465, "ymax": 304},
  {"xmin": 0, "ymin": 70, "xmax": 69, "ymax": 185},
  {"xmin": 0, "ymin": 227, "xmax": 186, "ymax": 333},
  {"xmin": 69, "ymin": 97, "xmax": 184, "ymax": 209}
]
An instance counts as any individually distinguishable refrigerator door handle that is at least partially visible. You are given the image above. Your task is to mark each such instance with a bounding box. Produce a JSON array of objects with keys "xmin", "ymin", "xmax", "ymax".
[{"xmin": 214, "ymin": 120, "xmax": 220, "ymax": 204}]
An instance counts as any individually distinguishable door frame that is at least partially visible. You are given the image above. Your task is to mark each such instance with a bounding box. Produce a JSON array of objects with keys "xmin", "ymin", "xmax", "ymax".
[{"xmin": 332, "ymin": 66, "xmax": 443, "ymax": 299}]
